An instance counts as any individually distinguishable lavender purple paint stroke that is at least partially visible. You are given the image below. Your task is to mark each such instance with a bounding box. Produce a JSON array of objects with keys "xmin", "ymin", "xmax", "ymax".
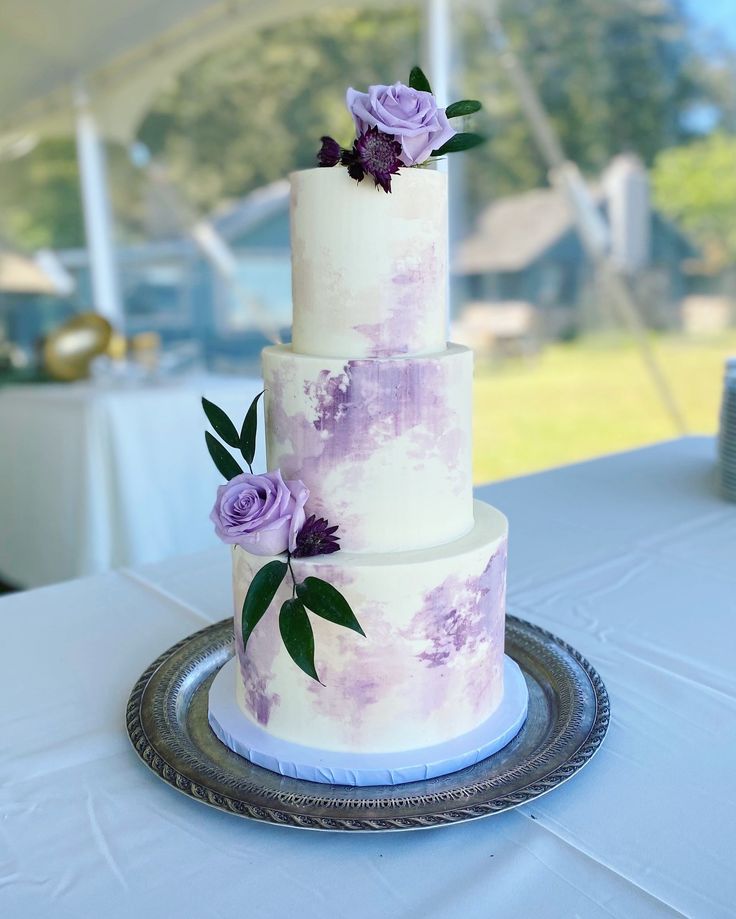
[
  {"xmin": 353, "ymin": 242, "xmax": 442, "ymax": 357},
  {"xmin": 409, "ymin": 539, "xmax": 507, "ymax": 668},
  {"xmin": 264, "ymin": 346, "xmax": 472, "ymax": 551}
]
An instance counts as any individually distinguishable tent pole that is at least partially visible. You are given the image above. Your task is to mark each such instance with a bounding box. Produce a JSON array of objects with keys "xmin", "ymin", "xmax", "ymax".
[
  {"xmin": 74, "ymin": 89, "xmax": 123, "ymax": 327},
  {"xmin": 424, "ymin": 0, "xmax": 451, "ymax": 109},
  {"xmin": 485, "ymin": 10, "xmax": 688, "ymax": 435},
  {"xmin": 424, "ymin": 0, "xmax": 453, "ymax": 335}
]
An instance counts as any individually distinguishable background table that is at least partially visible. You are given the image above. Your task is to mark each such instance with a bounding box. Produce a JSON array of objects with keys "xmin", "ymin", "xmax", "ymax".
[
  {"xmin": 0, "ymin": 375, "xmax": 264, "ymax": 587},
  {"xmin": 1, "ymin": 437, "xmax": 734, "ymax": 918}
]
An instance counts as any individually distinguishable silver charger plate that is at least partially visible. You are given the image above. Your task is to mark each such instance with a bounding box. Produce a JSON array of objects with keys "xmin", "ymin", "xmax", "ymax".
[{"xmin": 126, "ymin": 615, "xmax": 609, "ymax": 831}]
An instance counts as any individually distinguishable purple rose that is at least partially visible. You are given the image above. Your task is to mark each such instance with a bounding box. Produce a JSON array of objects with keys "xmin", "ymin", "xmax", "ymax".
[
  {"xmin": 210, "ymin": 470, "xmax": 308, "ymax": 556},
  {"xmin": 346, "ymin": 82, "xmax": 455, "ymax": 167}
]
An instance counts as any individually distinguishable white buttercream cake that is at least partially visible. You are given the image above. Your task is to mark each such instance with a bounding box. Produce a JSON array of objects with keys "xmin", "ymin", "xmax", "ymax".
[{"xmin": 230, "ymin": 166, "xmax": 509, "ymax": 757}]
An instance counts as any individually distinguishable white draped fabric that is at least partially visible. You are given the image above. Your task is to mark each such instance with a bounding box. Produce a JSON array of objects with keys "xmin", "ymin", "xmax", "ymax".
[
  {"xmin": 0, "ymin": 0, "xmax": 401, "ymax": 142},
  {"xmin": 0, "ymin": 376, "xmax": 264, "ymax": 586},
  {"xmin": 0, "ymin": 437, "xmax": 734, "ymax": 917}
]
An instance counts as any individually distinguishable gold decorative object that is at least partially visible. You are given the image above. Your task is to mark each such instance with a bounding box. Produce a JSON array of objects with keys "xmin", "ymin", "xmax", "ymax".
[
  {"xmin": 130, "ymin": 331, "xmax": 161, "ymax": 374},
  {"xmin": 106, "ymin": 332, "xmax": 127, "ymax": 362},
  {"xmin": 42, "ymin": 312, "xmax": 113, "ymax": 381}
]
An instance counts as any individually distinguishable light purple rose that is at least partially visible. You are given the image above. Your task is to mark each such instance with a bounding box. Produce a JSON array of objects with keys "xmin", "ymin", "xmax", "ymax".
[
  {"xmin": 210, "ymin": 470, "xmax": 308, "ymax": 556},
  {"xmin": 346, "ymin": 82, "xmax": 456, "ymax": 167}
]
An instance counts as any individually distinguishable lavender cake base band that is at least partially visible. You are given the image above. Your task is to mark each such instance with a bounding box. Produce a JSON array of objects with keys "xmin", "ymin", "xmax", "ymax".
[{"xmin": 208, "ymin": 656, "xmax": 528, "ymax": 787}]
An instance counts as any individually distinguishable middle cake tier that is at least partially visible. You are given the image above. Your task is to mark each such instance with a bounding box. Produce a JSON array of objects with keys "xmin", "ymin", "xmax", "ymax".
[{"xmin": 263, "ymin": 342, "xmax": 474, "ymax": 553}]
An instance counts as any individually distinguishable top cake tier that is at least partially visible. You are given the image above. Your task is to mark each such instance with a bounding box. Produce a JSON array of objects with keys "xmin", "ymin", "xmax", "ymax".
[{"xmin": 290, "ymin": 167, "xmax": 448, "ymax": 359}]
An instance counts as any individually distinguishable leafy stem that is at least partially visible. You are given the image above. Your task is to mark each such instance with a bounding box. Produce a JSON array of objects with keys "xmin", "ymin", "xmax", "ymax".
[
  {"xmin": 201, "ymin": 390, "xmax": 264, "ymax": 480},
  {"xmin": 287, "ymin": 552, "xmax": 297, "ymax": 599},
  {"xmin": 240, "ymin": 550, "xmax": 366, "ymax": 685},
  {"xmin": 207, "ymin": 390, "xmax": 366, "ymax": 685},
  {"xmin": 239, "ymin": 389, "xmax": 265, "ymax": 471}
]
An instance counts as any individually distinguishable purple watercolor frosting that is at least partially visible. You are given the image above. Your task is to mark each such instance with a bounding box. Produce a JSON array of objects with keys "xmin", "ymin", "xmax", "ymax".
[
  {"xmin": 305, "ymin": 598, "xmax": 406, "ymax": 738},
  {"xmin": 234, "ymin": 614, "xmax": 281, "ymax": 727},
  {"xmin": 403, "ymin": 541, "xmax": 507, "ymax": 719},
  {"xmin": 406, "ymin": 541, "xmax": 507, "ymax": 669},
  {"xmin": 233, "ymin": 552, "xmax": 288, "ymax": 726},
  {"xmin": 264, "ymin": 348, "xmax": 470, "ymax": 551},
  {"xmin": 289, "ymin": 167, "xmax": 448, "ymax": 361},
  {"xmin": 354, "ymin": 241, "xmax": 442, "ymax": 357},
  {"xmin": 302, "ymin": 547, "xmax": 506, "ymax": 741},
  {"xmin": 232, "ymin": 538, "xmax": 508, "ymax": 748}
]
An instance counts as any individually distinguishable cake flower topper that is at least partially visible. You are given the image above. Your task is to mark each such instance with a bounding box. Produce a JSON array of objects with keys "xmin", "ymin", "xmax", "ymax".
[
  {"xmin": 318, "ymin": 66, "xmax": 485, "ymax": 192},
  {"xmin": 202, "ymin": 394, "xmax": 364, "ymax": 684}
]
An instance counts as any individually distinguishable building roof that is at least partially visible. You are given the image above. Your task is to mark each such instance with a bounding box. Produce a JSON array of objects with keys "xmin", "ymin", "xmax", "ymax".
[{"xmin": 454, "ymin": 185, "xmax": 604, "ymax": 275}]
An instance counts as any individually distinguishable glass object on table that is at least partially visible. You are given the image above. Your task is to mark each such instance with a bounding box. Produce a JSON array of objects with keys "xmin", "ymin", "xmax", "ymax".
[
  {"xmin": 717, "ymin": 357, "xmax": 736, "ymax": 502},
  {"xmin": 129, "ymin": 331, "xmax": 161, "ymax": 377}
]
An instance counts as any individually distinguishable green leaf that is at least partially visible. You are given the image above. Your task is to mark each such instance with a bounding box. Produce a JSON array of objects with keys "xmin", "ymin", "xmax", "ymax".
[
  {"xmin": 296, "ymin": 577, "xmax": 365, "ymax": 637},
  {"xmin": 431, "ymin": 132, "xmax": 486, "ymax": 156},
  {"xmin": 242, "ymin": 560, "xmax": 287, "ymax": 649},
  {"xmin": 445, "ymin": 99, "xmax": 482, "ymax": 119},
  {"xmin": 239, "ymin": 389, "xmax": 264, "ymax": 468},
  {"xmin": 205, "ymin": 431, "xmax": 243, "ymax": 480},
  {"xmin": 279, "ymin": 598, "xmax": 321, "ymax": 683},
  {"xmin": 201, "ymin": 396, "xmax": 240, "ymax": 448},
  {"xmin": 409, "ymin": 65, "xmax": 432, "ymax": 94}
]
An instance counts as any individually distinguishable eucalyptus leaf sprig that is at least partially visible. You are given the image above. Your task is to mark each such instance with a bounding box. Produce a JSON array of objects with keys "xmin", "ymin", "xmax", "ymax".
[
  {"xmin": 406, "ymin": 66, "xmax": 486, "ymax": 158},
  {"xmin": 202, "ymin": 393, "xmax": 365, "ymax": 684},
  {"xmin": 202, "ymin": 390, "xmax": 264, "ymax": 476},
  {"xmin": 243, "ymin": 559, "xmax": 365, "ymax": 685}
]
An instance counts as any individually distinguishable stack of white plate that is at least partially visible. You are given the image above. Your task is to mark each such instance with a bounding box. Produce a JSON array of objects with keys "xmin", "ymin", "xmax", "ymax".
[{"xmin": 718, "ymin": 357, "xmax": 736, "ymax": 502}]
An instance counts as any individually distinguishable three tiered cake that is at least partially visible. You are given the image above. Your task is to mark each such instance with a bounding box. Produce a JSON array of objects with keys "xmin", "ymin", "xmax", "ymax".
[{"xmin": 206, "ymin": 75, "xmax": 527, "ymax": 784}]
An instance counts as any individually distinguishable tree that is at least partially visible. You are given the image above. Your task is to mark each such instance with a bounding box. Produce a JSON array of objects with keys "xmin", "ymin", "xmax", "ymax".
[
  {"xmin": 652, "ymin": 133, "xmax": 736, "ymax": 266},
  {"xmin": 0, "ymin": 1, "xmax": 721, "ymax": 250},
  {"xmin": 0, "ymin": 8, "xmax": 421, "ymax": 249},
  {"xmin": 459, "ymin": 0, "xmax": 704, "ymax": 203},
  {"xmin": 141, "ymin": 0, "xmax": 707, "ymax": 216},
  {"xmin": 138, "ymin": 9, "xmax": 421, "ymax": 212},
  {"xmin": 0, "ymin": 138, "xmax": 144, "ymax": 250}
]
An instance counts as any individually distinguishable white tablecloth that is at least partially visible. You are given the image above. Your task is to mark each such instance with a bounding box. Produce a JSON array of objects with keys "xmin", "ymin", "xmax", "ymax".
[
  {"xmin": 1, "ymin": 437, "xmax": 734, "ymax": 918},
  {"xmin": 0, "ymin": 375, "xmax": 264, "ymax": 587}
]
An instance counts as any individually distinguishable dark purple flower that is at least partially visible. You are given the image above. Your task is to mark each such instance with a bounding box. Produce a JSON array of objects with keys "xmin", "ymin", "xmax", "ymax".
[
  {"xmin": 292, "ymin": 514, "xmax": 341, "ymax": 558},
  {"xmin": 336, "ymin": 145, "xmax": 362, "ymax": 183},
  {"xmin": 353, "ymin": 127, "xmax": 403, "ymax": 193},
  {"xmin": 317, "ymin": 136, "xmax": 342, "ymax": 167}
]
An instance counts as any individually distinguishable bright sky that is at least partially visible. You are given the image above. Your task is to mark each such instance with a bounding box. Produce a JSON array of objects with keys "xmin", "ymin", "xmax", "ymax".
[
  {"xmin": 686, "ymin": 0, "xmax": 736, "ymax": 49},
  {"xmin": 680, "ymin": 0, "xmax": 735, "ymax": 132}
]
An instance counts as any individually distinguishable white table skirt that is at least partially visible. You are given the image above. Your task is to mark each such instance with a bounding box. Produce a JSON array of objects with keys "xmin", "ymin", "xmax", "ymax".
[
  {"xmin": 1, "ymin": 437, "xmax": 734, "ymax": 918},
  {"xmin": 0, "ymin": 375, "xmax": 264, "ymax": 587}
]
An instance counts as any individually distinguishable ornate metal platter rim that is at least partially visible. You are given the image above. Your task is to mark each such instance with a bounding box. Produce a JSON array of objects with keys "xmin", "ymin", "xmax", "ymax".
[{"xmin": 126, "ymin": 615, "xmax": 610, "ymax": 831}]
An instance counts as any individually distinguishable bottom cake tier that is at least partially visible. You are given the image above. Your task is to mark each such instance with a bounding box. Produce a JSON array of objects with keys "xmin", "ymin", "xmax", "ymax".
[{"xmin": 232, "ymin": 500, "xmax": 508, "ymax": 754}]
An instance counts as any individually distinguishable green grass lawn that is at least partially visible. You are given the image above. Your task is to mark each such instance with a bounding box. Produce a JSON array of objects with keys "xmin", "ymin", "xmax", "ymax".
[{"xmin": 472, "ymin": 332, "xmax": 736, "ymax": 483}]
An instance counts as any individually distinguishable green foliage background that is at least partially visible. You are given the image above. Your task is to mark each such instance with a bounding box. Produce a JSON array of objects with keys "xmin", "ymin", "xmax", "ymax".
[
  {"xmin": 652, "ymin": 133, "xmax": 736, "ymax": 265},
  {"xmin": 0, "ymin": 0, "xmax": 734, "ymax": 252}
]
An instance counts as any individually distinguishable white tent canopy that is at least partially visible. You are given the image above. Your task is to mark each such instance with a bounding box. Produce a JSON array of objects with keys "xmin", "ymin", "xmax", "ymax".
[
  {"xmin": 0, "ymin": 0, "xmax": 398, "ymax": 142},
  {"xmin": 0, "ymin": 0, "xmax": 451, "ymax": 326}
]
